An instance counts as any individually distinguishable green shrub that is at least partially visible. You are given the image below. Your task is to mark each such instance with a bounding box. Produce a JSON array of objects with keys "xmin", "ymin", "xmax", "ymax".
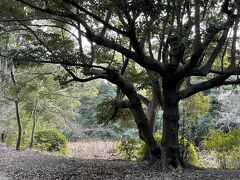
[
  {"xmin": 5, "ymin": 133, "xmax": 17, "ymax": 147},
  {"xmin": 228, "ymin": 146, "xmax": 240, "ymax": 169},
  {"xmin": 34, "ymin": 129, "xmax": 68, "ymax": 154},
  {"xmin": 179, "ymin": 138, "xmax": 199, "ymax": 166},
  {"xmin": 5, "ymin": 131, "xmax": 30, "ymax": 150},
  {"xmin": 116, "ymin": 132, "xmax": 200, "ymax": 166},
  {"xmin": 116, "ymin": 137, "xmax": 143, "ymax": 160},
  {"xmin": 203, "ymin": 128, "xmax": 240, "ymax": 169}
]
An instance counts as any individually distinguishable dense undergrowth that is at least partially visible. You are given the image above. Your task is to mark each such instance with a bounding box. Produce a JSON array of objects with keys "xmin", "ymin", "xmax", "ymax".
[
  {"xmin": 116, "ymin": 132, "xmax": 200, "ymax": 166},
  {"xmin": 4, "ymin": 128, "xmax": 68, "ymax": 155}
]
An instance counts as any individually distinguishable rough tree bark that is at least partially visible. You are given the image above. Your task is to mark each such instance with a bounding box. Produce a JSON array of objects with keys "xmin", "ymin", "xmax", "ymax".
[{"xmin": 161, "ymin": 79, "xmax": 180, "ymax": 168}]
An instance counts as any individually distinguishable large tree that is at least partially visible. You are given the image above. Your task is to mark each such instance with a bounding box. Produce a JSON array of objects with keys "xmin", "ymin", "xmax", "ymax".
[{"xmin": 1, "ymin": 0, "xmax": 240, "ymax": 168}]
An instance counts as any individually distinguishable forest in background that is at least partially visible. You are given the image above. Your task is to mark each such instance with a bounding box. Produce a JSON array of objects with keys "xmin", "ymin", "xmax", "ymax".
[
  {"xmin": 0, "ymin": 0, "xmax": 240, "ymax": 171},
  {"xmin": 1, "ymin": 60, "xmax": 240, "ymax": 169}
]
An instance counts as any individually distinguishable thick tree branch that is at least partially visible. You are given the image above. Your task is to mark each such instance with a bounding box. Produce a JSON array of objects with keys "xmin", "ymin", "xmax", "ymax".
[
  {"xmin": 115, "ymin": 100, "xmax": 131, "ymax": 108},
  {"xmin": 195, "ymin": 29, "xmax": 230, "ymax": 75},
  {"xmin": 176, "ymin": 0, "xmax": 235, "ymax": 78},
  {"xmin": 86, "ymin": 31, "xmax": 166, "ymax": 76},
  {"xmin": 179, "ymin": 74, "xmax": 230, "ymax": 99},
  {"xmin": 100, "ymin": 10, "xmax": 112, "ymax": 37},
  {"xmin": 223, "ymin": 79, "xmax": 240, "ymax": 85},
  {"xmin": 210, "ymin": 68, "xmax": 240, "ymax": 75},
  {"xmin": 137, "ymin": 94, "xmax": 150, "ymax": 106},
  {"xmin": 126, "ymin": 24, "xmax": 167, "ymax": 76}
]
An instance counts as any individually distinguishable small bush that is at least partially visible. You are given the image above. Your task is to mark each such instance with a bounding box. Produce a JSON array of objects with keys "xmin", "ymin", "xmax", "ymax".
[
  {"xmin": 116, "ymin": 132, "xmax": 199, "ymax": 166},
  {"xmin": 5, "ymin": 131, "xmax": 30, "ymax": 150},
  {"xmin": 116, "ymin": 137, "xmax": 143, "ymax": 160},
  {"xmin": 203, "ymin": 128, "xmax": 240, "ymax": 169},
  {"xmin": 5, "ymin": 133, "xmax": 17, "ymax": 147},
  {"xmin": 34, "ymin": 129, "xmax": 68, "ymax": 154},
  {"xmin": 179, "ymin": 138, "xmax": 199, "ymax": 166}
]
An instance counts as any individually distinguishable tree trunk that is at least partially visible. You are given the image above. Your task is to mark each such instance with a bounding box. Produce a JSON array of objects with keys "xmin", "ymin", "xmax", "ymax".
[
  {"xmin": 148, "ymin": 80, "xmax": 162, "ymax": 134},
  {"xmin": 161, "ymin": 80, "xmax": 180, "ymax": 168},
  {"xmin": 1, "ymin": 132, "xmax": 7, "ymax": 143},
  {"xmin": 29, "ymin": 99, "xmax": 38, "ymax": 148},
  {"xmin": 15, "ymin": 100, "xmax": 22, "ymax": 151},
  {"xmin": 148, "ymin": 99, "xmax": 158, "ymax": 136}
]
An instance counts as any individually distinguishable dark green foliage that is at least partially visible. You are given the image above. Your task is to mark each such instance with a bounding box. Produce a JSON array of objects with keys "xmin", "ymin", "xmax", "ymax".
[
  {"xmin": 34, "ymin": 129, "xmax": 68, "ymax": 154},
  {"xmin": 77, "ymin": 81, "xmax": 116, "ymax": 127},
  {"xmin": 88, "ymin": 123, "xmax": 121, "ymax": 139},
  {"xmin": 76, "ymin": 96, "xmax": 97, "ymax": 127},
  {"xmin": 85, "ymin": 124, "xmax": 139, "ymax": 140},
  {"xmin": 76, "ymin": 81, "xmax": 136, "ymax": 138}
]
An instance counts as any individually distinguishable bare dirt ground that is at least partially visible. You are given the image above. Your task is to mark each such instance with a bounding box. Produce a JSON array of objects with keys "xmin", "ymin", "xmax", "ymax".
[{"xmin": 0, "ymin": 145, "xmax": 240, "ymax": 180}]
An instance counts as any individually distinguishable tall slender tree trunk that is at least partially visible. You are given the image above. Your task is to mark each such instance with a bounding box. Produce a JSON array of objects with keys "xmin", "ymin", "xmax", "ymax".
[
  {"xmin": 10, "ymin": 70, "xmax": 22, "ymax": 150},
  {"xmin": 143, "ymin": 97, "xmax": 159, "ymax": 160},
  {"xmin": 15, "ymin": 100, "xmax": 22, "ymax": 151},
  {"xmin": 148, "ymin": 80, "xmax": 162, "ymax": 134},
  {"xmin": 29, "ymin": 99, "xmax": 38, "ymax": 148},
  {"xmin": 161, "ymin": 80, "xmax": 180, "ymax": 168},
  {"xmin": 148, "ymin": 98, "xmax": 158, "ymax": 135}
]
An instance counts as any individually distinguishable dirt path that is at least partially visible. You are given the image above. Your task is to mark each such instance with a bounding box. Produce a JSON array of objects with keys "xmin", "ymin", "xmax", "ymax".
[{"xmin": 0, "ymin": 145, "xmax": 240, "ymax": 180}]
